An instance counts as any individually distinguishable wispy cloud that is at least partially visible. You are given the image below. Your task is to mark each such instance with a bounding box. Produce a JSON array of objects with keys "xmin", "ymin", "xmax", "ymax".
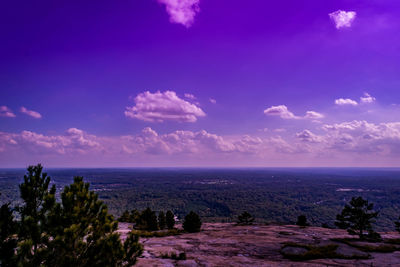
[
  {"xmin": 335, "ymin": 98, "xmax": 358, "ymax": 106},
  {"xmin": 264, "ymin": 105, "xmax": 299, "ymax": 119},
  {"xmin": 0, "ymin": 106, "xmax": 16, "ymax": 118},
  {"xmin": 264, "ymin": 105, "xmax": 323, "ymax": 120},
  {"xmin": 20, "ymin": 107, "xmax": 42, "ymax": 119},
  {"xmin": 329, "ymin": 10, "xmax": 356, "ymax": 29},
  {"xmin": 158, "ymin": 0, "xmax": 200, "ymax": 28},
  {"xmin": 125, "ymin": 91, "xmax": 206, "ymax": 122},
  {"xmin": 209, "ymin": 98, "xmax": 217, "ymax": 104},
  {"xmin": 184, "ymin": 93, "xmax": 196, "ymax": 100}
]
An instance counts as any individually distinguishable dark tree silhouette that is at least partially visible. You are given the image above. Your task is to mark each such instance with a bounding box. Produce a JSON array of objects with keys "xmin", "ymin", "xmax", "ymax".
[
  {"xmin": 158, "ymin": 211, "xmax": 166, "ymax": 230},
  {"xmin": 119, "ymin": 210, "xmax": 130, "ymax": 222},
  {"xmin": 183, "ymin": 211, "xmax": 202, "ymax": 233},
  {"xmin": 166, "ymin": 210, "xmax": 175, "ymax": 229},
  {"xmin": 395, "ymin": 217, "xmax": 400, "ymax": 233},
  {"xmin": 296, "ymin": 215, "xmax": 310, "ymax": 227},
  {"xmin": 0, "ymin": 194, "xmax": 17, "ymax": 266},
  {"xmin": 4, "ymin": 164, "xmax": 142, "ymax": 266},
  {"xmin": 335, "ymin": 196, "xmax": 379, "ymax": 239},
  {"xmin": 237, "ymin": 211, "xmax": 255, "ymax": 225},
  {"xmin": 137, "ymin": 208, "xmax": 158, "ymax": 231},
  {"xmin": 17, "ymin": 164, "xmax": 57, "ymax": 265}
]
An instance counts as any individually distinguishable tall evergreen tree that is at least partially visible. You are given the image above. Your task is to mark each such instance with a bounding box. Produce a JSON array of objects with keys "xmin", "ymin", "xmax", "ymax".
[
  {"xmin": 335, "ymin": 196, "xmax": 379, "ymax": 239},
  {"xmin": 6, "ymin": 164, "xmax": 142, "ymax": 266},
  {"xmin": 158, "ymin": 211, "xmax": 166, "ymax": 230},
  {"xmin": 17, "ymin": 164, "xmax": 57, "ymax": 265},
  {"xmin": 47, "ymin": 176, "xmax": 142, "ymax": 266},
  {"xmin": 166, "ymin": 210, "xmax": 175, "ymax": 229}
]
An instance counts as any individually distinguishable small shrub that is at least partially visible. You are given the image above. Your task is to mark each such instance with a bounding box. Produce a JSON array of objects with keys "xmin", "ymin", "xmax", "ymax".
[
  {"xmin": 183, "ymin": 211, "xmax": 202, "ymax": 233},
  {"xmin": 296, "ymin": 215, "xmax": 309, "ymax": 227},
  {"xmin": 158, "ymin": 211, "xmax": 166, "ymax": 230},
  {"xmin": 237, "ymin": 211, "xmax": 255, "ymax": 225},
  {"xmin": 131, "ymin": 228, "xmax": 182, "ymax": 238},
  {"xmin": 166, "ymin": 210, "xmax": 175, "ymax": 229},
  {"xmin": 161, "ymin": 252, "xmax": 186, "ymax": 260}
]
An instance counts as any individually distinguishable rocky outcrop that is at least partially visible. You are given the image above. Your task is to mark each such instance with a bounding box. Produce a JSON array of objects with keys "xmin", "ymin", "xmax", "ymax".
[{"xmin": 117, "ymin": 223, "xmax": 400, "ymax": 266}]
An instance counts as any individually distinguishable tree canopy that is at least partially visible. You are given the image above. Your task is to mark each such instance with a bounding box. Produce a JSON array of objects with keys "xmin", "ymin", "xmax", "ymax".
[
  {"xmin": 335, "ymin": 196, "xmax": 379, "ymax": 239},
  {"xmin": 0, "ymin": 164, "xmax": 142, "ymax": 266}
]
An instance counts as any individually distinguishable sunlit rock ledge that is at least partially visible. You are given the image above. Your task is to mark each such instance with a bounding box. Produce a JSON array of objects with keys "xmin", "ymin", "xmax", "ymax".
[{"xmin": 117, "ymin": 223, "xmax": 400, "ymax": 266}]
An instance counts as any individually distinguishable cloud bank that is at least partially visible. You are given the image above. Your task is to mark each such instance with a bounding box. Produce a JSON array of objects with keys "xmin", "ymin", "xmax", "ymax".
[
  {"xmin": 158, "ymin": 0, "xmax": 200, "ymax": 28},
  {"xmin": 2, "ymin": 120, "xmax": 400, "ymax": 166},
  {"xmin": 125, "ymin": 91, "xmax": 206, "ymax": 122}
]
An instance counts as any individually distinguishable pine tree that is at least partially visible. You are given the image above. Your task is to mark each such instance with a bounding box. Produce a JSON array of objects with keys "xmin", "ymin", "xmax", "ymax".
[
  {"xmin": 130, "ymin": 209, "xmax": 140, "ymax": 224},
  {"xmin": 9, "ymin": 164, "xmax": 142, "ymax": 266},
  {"xmin": 335, "ymin": 196, "xmax": 379, "ymax": 239},
  {"xmin": 183, "ymin": 211, "xmax": 202, "ymax": 233},
  {"xmin": 158, "ymin": 211, "xmax": 166, "ymax": 230},
  {"xmin": 119, "ymin": 210, "xmax": 130, "ymax": 222},
  {"xmin": 47, "ymin": 176, "xmax": 143, "ymax": 266},
  {"xmin": 17, "ymin": 164, "xmax": 57, "ymax": 265},
  {"xmin": 166, "ymin": 210, "xmax": 175, "ymax": 229},
  {"xmin": 237, "ymin": 211, "xmax": 255, "ymax": 225},
  {"xmin": 137, "ymin": 208, "xmax": 158, "ymax": 231}
]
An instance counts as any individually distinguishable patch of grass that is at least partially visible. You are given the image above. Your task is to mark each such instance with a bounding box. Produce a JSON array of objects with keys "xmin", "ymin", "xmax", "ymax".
[
  {"xmin": 281, "ymin": 243, "xmax": 338, "ymax": 261},
  {"xmin": 332, "ymin": 238, "xmax": 400, "ymax": 253},
  {"xmin": 160, "ymin": 252, "xmax": 187, "ymax": 260},
  {"xmin": 385, "ymin": 238, "xmax": 400, "ymax": 245},
  {"xmin": 131, "ymin": 228, "xmax": 183, "ymax": 238},
  {"xmin": 281, "ymin": 242, "xmax": 369, "ymax": 261}
]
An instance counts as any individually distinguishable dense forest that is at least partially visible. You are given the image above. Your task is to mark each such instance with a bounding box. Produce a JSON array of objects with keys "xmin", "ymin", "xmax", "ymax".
[{"xmin": 1, "ymin": 168, "xmax": 400, "ymax": 231}]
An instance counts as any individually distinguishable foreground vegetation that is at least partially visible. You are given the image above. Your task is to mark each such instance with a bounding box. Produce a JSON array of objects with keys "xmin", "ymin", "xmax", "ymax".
[{"xmin": 0, "ymin": 165, "xmax": 142, "ymax": 266}]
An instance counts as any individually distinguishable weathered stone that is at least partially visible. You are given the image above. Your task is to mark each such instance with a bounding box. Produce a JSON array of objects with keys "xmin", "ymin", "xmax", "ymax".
[
  {"xmin": 335, "ymin": 244, "xmax": 369, "ymax": 259},
  {"xmin": 125, "ymin": 223, "xmax": 400, "ymax": 266},
  {"xmin": 281, "ymin": 246, "xmax": 308, "ymax": 256},
  {"xmin": 176, "ymin": 260, "xmax": 198, "ymax": 267}
]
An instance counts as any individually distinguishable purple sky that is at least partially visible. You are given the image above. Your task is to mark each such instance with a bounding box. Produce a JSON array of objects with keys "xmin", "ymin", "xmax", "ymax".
[{"xmin": 1, "ymin": 0, "xmax": 400, "ymax": 167}]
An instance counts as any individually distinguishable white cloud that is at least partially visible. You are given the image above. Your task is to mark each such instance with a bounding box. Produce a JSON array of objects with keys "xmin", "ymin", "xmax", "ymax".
[
  {"xmin": 20, "ymin": 107, "xmax": 42, "ymax": 119},
  {"xmin": 360, "ymin": 92, "xmax": 376, "ymax": 104},
  {"xmin": 157, "ymin": 0, "xmax": 200, "ymax": 28},
  {"xmin": 329, "ymin": 10, "xmax": 356, "ymax": 29},
  {"xmin": 304, "ymin": 111, "xmax": 324, "ymax": 120},
  {"xmin": 0, "ymin": 106, "xmax": 16, "ymax": 118},
  {"xmin": 321, "ymin": 120, "xmax": 400, "ymax": 154},
  {"xmin": 335, "ymin": 98, "xmax": 358, "ymax": 106},
  {"xmin": 209, "ymin": 98, "xmax": 217, "ymax": 104},
  {"xmin": 264, "ymin": 105, "xmax": 299, "ymax": 119},
  {"xmin": 264, "ymin": 105, "xmax": 323, "ymax": 121},
  {"xmin": 125, "ymin": 91, "xmax": 206, "ymax": 123}
]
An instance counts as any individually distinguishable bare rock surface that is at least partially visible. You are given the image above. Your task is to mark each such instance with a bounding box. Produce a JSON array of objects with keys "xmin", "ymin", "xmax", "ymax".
[{"xmin": 117, "ymin": 223, "xmax": 400, "ymax": 266}]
